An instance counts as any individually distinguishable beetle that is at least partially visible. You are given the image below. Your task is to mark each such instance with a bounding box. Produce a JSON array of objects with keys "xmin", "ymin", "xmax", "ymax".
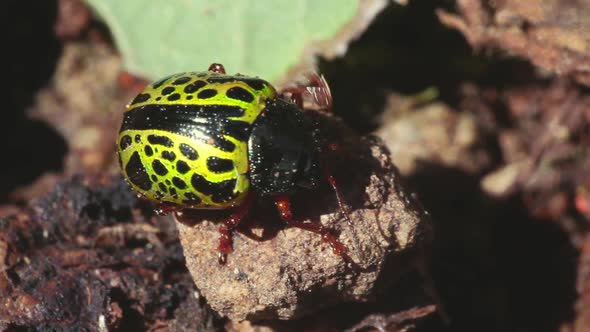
[{"xmin": 117, "ymin": 63, "xmax": 349, "ymax": 263}]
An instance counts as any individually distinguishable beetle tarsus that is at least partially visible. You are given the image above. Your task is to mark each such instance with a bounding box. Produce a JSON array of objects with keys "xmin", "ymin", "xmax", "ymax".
[
  {"xmin": 215, "ymin": 194, "xmax": 254, "ymax": 264},
  {"xmin": 218, "ymin": 252, "xmax": 227, "ymax": 264}
]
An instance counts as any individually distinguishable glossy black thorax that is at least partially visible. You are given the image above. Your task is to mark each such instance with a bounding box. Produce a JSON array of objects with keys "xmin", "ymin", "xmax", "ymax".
[{"xmin": 247, "ymin": 98, "xmax": 320, "ymax": 196}]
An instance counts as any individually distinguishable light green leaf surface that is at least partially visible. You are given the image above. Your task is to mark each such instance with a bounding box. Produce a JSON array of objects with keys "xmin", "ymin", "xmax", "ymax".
[{"xmin": 86, "ymin": 0, "xmax": 360, "ymax": 82}]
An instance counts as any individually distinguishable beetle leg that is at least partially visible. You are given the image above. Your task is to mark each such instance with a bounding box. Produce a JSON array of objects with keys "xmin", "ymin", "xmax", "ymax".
[
  {"xmin": 154, "ymin": 202, "xmax": 183, "ymax": 216},
  {"xmin": 217, "ymin": 194, "xmax": 254, "ymax": 264},
  {"xmin": 273, "ymin": 193, "xmax": 347, "ymax": 255},
  {"xmin": 305, "ymin": 72, "xmax": 332, "ymax": 111},
  {"xmin": 311, "ymin": 122, "xmax": 365, "ymax": 263},
  {"xmin": 310, "ymin": 126, "xmax": 353, "ymax": 229},
  {"xmin": 321, "ymin": 143, "xmax": 353, "ymax": 227},
  {"xmin": 279, "ymin": 87, "xmax": 304, "ymax": 109},
  {"xmin": 279, "ymin": 72, "xmax": 332, "ymax": 111},
  {"xmin": 326, "ymin": 170, "xmax": 352, "ymax": 222}
]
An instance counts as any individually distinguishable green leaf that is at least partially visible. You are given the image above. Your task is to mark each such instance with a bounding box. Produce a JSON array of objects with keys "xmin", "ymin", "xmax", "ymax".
[{"xmin": 86, "ymin": 0, "xmax": 360, "ymax": 82}]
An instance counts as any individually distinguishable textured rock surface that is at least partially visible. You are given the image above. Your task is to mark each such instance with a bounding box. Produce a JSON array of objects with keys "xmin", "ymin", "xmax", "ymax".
[
  {"xmin": 437, "ymin": 0, "xmax": 590, "ymax": 87},
  {"xmin": 177, "ymin": 114, "xmax": 432, "ymax": 321}
]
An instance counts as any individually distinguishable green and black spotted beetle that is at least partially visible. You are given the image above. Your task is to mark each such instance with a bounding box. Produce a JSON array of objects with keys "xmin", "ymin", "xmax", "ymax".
[{"xmin": 118, "ymin": 63, "xmax": 349, "ymax": 263}]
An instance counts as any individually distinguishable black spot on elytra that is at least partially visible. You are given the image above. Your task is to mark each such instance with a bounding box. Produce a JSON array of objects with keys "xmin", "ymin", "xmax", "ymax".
[
  {"xmin": 172, "ymin": 176, "xmax": 187, "ymax": 189},
  {"xmin": 226, "ymin": 86, "xmax": 254, "ymax": 103},
  {"xmin": 176, "ymin": 160, "xmax": 190, "ymax": 174},
  {"xmin": 191, "ymin": 173, "xmax": 237, "ymax": 203},
  {"xmin": 198, "ymin": 89, "xmax": 217, "ymax": 99},
  {"xmin": 206, "ymin": 156, "xmax": 234, "ymax": 173},
  {"xmin": 165, "ymin": 179, "xmax": 171, "ymax": 185},
  {"xmin": 179, "ymin": 143, "xmax": 198, "ymax": 160},
  {"xmin": 183, "ymin": 192, "xmax": 202, "ymax": 205},
  {"xmin": 170, "ymin": 187, "xmax": 178, "ymax": 198},
  {"xmin": 190, "ymin": 174, "xmax": 217, "ymax": 195},
  {"xmin": 126, "ymin": 152, "xmax": 152, "ymax": 191},
  {"xmin": 220, "ymin": 120, "xmax": 251, "ymax": 142},
  {"xmin": 206, "ymin": 77, "xmax": 236, "ymax": 84},
  {"xmin": 167, "ymin": 93, "xmax": 181, "ymax": 101},
  {"xmin": 148, "ymin": 135, "xmax": 174, "ymax": 147},
  {"xmin": 184, "ymin": 80, "xmax": 207, "ymax": 93},
  {"xmin": 158, "ymin": 182, "xmax": 168, "ymax": 193},
  {"xmin": 161, "ymin": 150, "xmax": 176, "ymax": 161},
  {"xmin": 119, "ymin": 135, "xmax": 132, "ymax": 150},
  {"xmin": 156, "ymin": 97, "xmax": 162, "ymax": 101},
  {"xmin": 152, "ymin": 159, "xmax": 168, "ymax": 176},
  {"xmin": 131, "ymin": 93, "xmax": 150, "ymax": 105},
  {"xmin": 161, "ymin": 86, "xmax": 175, "ymax": 95},
  {"xmin": 152, "ymin": 75, "xmax": 174, "ymax": 89},
  {"xmin": 144, "ymin": 145, "xmax": 154, "ymax": 156},
  {"xmin": 172, "ymin": 76, "xmax": 191, "ymax": 85},
  {"xmin": 242, "ymin": 78, "xmax": 266, "ymax": 90},
  {"xmin": 212, "ymin": 190, "xmax": 238, "ymax": 203},
  {"xmin": 151, "ymin": 174, "xmax": 158, "ymax": 182},
  {"xmin": 213, "ymin": 136, "xmax": 236, "ymax": 152},
  {"xmin": 135, "ymin": 135, "xmax": 141, "ymax": 143},
  {"xmin": 186, "ymin": 95, "xmax": 193, "ymax": 100},
  {"xmin": 206, "ymin": 76, "xmax": 267, "ymax": 91}
]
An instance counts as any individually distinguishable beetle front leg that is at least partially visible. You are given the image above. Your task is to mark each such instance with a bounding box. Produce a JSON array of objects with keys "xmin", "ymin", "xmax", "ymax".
[
  {"xmin": 154, "ymin": 202, "xmax": 183, "ymax": 216},
  {"xmin": 217, "ymin": 194, "xmax": 254, "ymax": 264}
]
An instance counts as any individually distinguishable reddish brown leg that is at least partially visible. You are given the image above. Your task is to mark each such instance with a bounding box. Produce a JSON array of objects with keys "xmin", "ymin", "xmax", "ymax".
[
  {"xmin": 280, "ymin": 72, "xmax": 332, "ymax": 111},
  {"xmin": 327, "ymin": 174, "xmax": 352, "ymax": 221},
  {"xmin": 318, "ymin": 141, "xmax": 366, "ymax": 267},
  {"xmin": 306, "ymin": 72, "xmax": 332, "ymax": 112},
  {"xmin": 217, "ymin": 194, "xmax": 254, "ymax": 264},
  {"xmin": 274, "ymin": 194, "xmax": 347, "ymax": 256},
  {"xmin": 154, "ymin": 202, "xmax": 183, "ymax": 216},
  {"xmin": 321, "ymin": 143, "xmax": 353, "ymax": 227},
  {"xmin": 117, "ymin": 71, "xmax": 148, "ymax": 93},
  {"xmin": 208, "ymin": 63, "xmax": 226, "ymax": 74},
  {"xmin": 281, "ymin": 88, "xmax": 304, "ymax": 109}
]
